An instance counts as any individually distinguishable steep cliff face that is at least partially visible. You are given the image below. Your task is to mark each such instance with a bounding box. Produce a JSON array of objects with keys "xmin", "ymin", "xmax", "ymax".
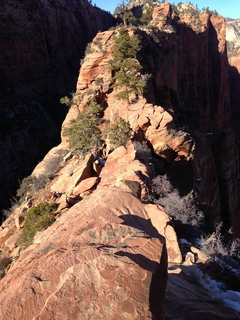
[
  {"xmin": 74, "ymin": 3, "xmax": 240, "ymax": 233},
  {"xmin": 0, "ymin": 0, "xmax": 116, "ymax": 209},
  {"xmin": 149, "ymin": 7, "xmax": 240, "ymax": 232},
  {"xmin": 0, "ymin": 101, "xmax": 56, "ymax": 209},
  {"xmin": 226, "ymin": 19, "xmax": 240, "ymax": 107},
  {"xmin": 0, "ymin": 0, "xmax": 115, "ymax": 104},
  {"xmin": 1, "ymin": 3, "xmax": 240, "ymax": 318},
  {"xmin": 226, "ymin": 19, "xmax": 240, "ymax": 233},
  {"xmin": 226, "ymin": 22, "xmax": 240, "ymax": 151}
]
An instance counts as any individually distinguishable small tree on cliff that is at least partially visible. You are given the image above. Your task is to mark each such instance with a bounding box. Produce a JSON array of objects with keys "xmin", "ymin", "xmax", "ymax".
[
  {"xmin": 111, "ymin": 26, "xmax": 146, "ymax": 103},
  {"xmin": 107, "ymin": 118, "xmax": 132, "ymax": 148},
  {"xmin": 114, "ymin": 0, "xmax": 136, "ymax": 26},
  {"xmin": 63, "ymin": 98, "xmax": 102, "ymax": 155}
]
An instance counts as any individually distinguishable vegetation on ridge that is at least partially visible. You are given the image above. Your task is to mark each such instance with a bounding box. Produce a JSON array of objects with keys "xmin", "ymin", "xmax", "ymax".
[
  {"xmin": 17, "ymin": 202, "xmax": 58, "ymax": 248},
  {"xmin": 63, "ymin": 97, "xmax": 103, "ymax": 155},
  {"xmin": 62, "ymin": 95, "xmax": 132, "ymax": 154},
  {"xmin": 113, "ymin": 1, "xmax": 219, "ymax": 30},
  {"xmin": 111, "ymin": 25, "xmax": 146, "ymax": 103},
  {"xmin": 107, "ymin": 118, "xmax": 132, "ymax": 148}
]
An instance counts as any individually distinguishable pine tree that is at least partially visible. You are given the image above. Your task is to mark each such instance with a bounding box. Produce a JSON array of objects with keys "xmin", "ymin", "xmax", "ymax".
[
  {"xmin": 111, "ymin": 26, "xmax": 146, "ymax": 103},
  {"xmin": 108, "ymin": 118, "xmax": 132, "ymax": 148},
  {"xmin": 63, "ymin": 98, "xmax": 102, "ymax": 154}
]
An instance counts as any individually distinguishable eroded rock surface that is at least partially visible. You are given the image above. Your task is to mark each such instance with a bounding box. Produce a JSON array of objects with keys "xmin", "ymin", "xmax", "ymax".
[
  {"xmin": 0, "ymin": 188, "xmax": 167, "ymax": 320},
  {"xmin": 72, "ymin": 2, "xmax": 240, "ymax": 233},
  {"xmin": 1, "ymin": 3, "xmax": 240, "ymax": 319}
]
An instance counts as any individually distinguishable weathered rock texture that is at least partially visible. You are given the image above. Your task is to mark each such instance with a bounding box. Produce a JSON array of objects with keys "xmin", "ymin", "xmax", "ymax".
[
  {"xmin": 73, "ymin": 3, "xmax": 240, "ymax": 233},
  {"xmin": 1, "ymin": 3, "xmax": 240, "ymax": 317},
  {"xmin": 0, "ymin": 0, "xmax": 115, "ymax": 210},
  {"xmin": 0, "ymin": 187, "xmax": 167, "ymax": 320},
  {"xmin": 0, "ymin": 133, "xmax": 189, "ymax": 318}
]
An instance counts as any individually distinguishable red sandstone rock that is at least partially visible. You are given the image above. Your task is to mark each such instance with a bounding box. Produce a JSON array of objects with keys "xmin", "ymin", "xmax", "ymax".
[
  {"xmin": 152, "ymin": 2, "xmax": 172, "ymax": 29},
  {"xmin": 69, "ymin": 8, "xmax": 239, "ymax": 232},
  {"xmin": 0, "ymin": 188, "xmax": 167, "ymax": 320},
  {"xmin": 49, "ymin": 153, "xmax": 97, "ymax": 195},
  {"xmin": 1, "ymin": 5, "xmax": 240, "ymax": 319},
  {"xmin": 99, "ymin": 142, "xmax": 150, "ymax": 199},
  {"xmin": 72, "ymin": 176, "xmax": 99, "ymax": 196},
  {"xmin": 145, "ymin": 204, "xmax": 182, "ymax": 264}
]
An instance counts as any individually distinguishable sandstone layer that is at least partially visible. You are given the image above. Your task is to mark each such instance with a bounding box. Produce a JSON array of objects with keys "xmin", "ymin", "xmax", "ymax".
[
  {"xmin": 0, "ymin": 188, "xmax": 168, "ymax": 320},
  {"xmin": 1, "ymin": 2, "xmax": 240, "ymax": 319},
  {"xmin": 0, "ymin": 0, "xmax": 115, "ymax": 210},
  {"xmin": 73, "ymin": 3, "xmax": 240, "ymax": 233}
]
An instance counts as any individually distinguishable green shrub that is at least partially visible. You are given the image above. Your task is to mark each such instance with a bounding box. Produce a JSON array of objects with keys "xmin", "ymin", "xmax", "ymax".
[
  {"xmin": 200, "ymin": 223, "xmax": 240, "ymax": 259},
  {"xmin": 63, "ymin": 97, "xmax": 103, "ymax": 154},
  {"xmin": 60, "ymin": 92, "xmax": 83, "ymax": 109},
  {"xmin": 84, "ymin": 42, "xmax": 93, "ymax": 55},
  {"xmin": 140, "ymin": 3, "xmax": 155, "ymax": 26},
  {"xmin": 111, "ymin": 26, "xmax": 146, "ymax": 103},
  {"xmin": 199, "ymin": 224, "xmax": 240, "ymax": 289},
  {"xmin": 168, "ymin": 128, "xmax": 179, "ymax": 137},
  {"xmin": 108, "ymin": 118, "xmax": 132, "ymax": 148},
  {"xmin": 1, "ymin": 199, "xmax": 19, "ymax": 220},
  {"xmin": 93, "ymin": 37, "xmax": 103, "ymax": 51},
  {"xmin": 60, "ymin": 96, "xmax": 71, "ymax": 107},
  {"xmin": 133, "ymin": 140, "xmax": 152, "ymax": 159},
  {"xmin": 18, "ymin": 202, "xmax": 58, "ymax": 248}
]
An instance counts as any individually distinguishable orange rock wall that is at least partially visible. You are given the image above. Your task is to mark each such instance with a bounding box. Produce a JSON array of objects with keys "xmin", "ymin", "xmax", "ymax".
[{"xmin": 74, "ymin": 3, "xmax": 240, "ymax": 233}]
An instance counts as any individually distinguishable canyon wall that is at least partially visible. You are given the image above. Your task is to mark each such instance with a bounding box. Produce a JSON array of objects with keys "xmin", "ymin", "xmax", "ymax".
[
  {"xmin": 226, "ymin": 20, "xmax": 240, "ymax": 159},
  {"xmin": 1, "ymin": 3, "xmax": 240, "ymax": 318},
  {"xmin": 0, "ymin": 0, "xmax": 115, "ymax": 210},
  {"xmin": 226, "ymin": 18, "xmax": 240, "ymax": 131},
  {"xmin": 147, "ymin": 5, "xmax": 240, "ymax": 232},
  {"xmin": 74, "ymin": 3, "xmax": 240, "ymax": 233},
  {"xmin": 226, "ymin": 19, "xmax": 240, "ymax": 232}
]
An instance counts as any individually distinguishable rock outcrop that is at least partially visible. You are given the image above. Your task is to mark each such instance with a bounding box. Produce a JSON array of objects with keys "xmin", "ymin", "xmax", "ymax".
[
  {"xmin": 0, "ymin": 187, "xmax": 167, "ymax": 320},
  {"xmin": 1, "ymin": 2, "xmax": 240, "ymax": 319},
  {"xmin": 0, "ymin": 0, "xmax": 115, "ymax": 210},
  {"xmin": 0, "ymin": 139, "xmax": 172, "ymax": 319},
  {"xmin": 73, "ymin": 3, "xmax": 240, "ymax": 233}
]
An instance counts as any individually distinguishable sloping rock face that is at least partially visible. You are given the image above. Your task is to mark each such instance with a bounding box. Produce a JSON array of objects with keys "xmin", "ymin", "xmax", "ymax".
[
  {"xmin": 0, "ymin": 0, "xmax": 115, "ymax": 210},
  {"xmin": 0, "ymin": 138, "xmax": 185, "ymax": 319},
  {"xmin": 74, "ymin": 3, "xmax": 240, "ymax": 233},
  {"xmin": 0, "ymin": 187, "xmax": 167, "ymax": 320}
]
